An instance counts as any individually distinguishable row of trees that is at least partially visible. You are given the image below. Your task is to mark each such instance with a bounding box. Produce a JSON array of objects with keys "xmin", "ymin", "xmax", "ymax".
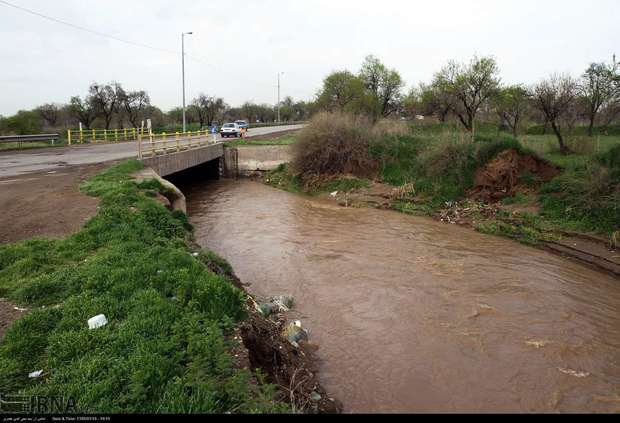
[
  {"xmin": 315, "ymin": 55, "xmax": 620, "ymax": 153},
  {"xmin": 0, "ymin": 83, "xmax": 311, "ymax": 135},
  {"xmin": 413, "ymin": 57, "xmax": 619, "ymax": 153},
  {"xmin": 315, "ymin": 55, "xmax": 404, "ymax": 120},
  {"xmin": 3, "ymin": 56, "xmax": 618, "ymax": 152}
]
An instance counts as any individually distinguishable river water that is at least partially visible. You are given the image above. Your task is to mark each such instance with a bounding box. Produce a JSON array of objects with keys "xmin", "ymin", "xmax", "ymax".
[{"xmin": 182, "ymin": 179, "xmax": 620, "ymax": 413}]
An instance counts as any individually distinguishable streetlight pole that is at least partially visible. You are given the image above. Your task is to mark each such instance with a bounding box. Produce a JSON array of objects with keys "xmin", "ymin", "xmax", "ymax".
[
  {"xmin": 277, "ymin": 72, "xmax": 284, "ymax": 124},
  {"xmin": 181, "ymin": 32, "xmax": 193, "ymax": 133}
]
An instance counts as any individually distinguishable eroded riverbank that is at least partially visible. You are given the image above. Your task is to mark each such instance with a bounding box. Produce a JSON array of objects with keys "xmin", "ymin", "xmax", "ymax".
[{"xmin": 182, "ymin": 179, "xmax": 620, "ymax": 413}]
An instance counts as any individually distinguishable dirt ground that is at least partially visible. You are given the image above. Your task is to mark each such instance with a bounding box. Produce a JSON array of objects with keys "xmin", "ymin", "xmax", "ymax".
[
  {"xmin": 0, "ymin": 163, "xmax": 106, "ymax": 244},
  {"xmin": 0, "ymin": 298, "xmax": 27, "ymax": 338},
  {"xmin": 469, "ymin": 149, "xmax": 562, "ymax": 202},
  {"xmin": 0, "ymin": 163, "xmax": 108, "ymax": 338}
]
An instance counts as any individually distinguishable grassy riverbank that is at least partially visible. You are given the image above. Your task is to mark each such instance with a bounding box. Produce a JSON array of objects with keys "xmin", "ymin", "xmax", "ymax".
[
  {"xmin": 0, "ymin": 160, "xmax": 289, "ymax": 413},
  {"xmin": 266, "ymin": 117, "xmax": 620, "ymax": 246}
]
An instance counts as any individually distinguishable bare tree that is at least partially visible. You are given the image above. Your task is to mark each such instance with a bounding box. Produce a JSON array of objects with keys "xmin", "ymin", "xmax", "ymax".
[
  {"xmin": 435, "ymin": 56, "xmax": 501, "ymax": 133},
  {"xmin": 36, "ymin": 103, "xmax": 60, "ymax": 128},
  {"xmin": 192, "ymin": 94, "xmax": 227, "ymax": 128},
  {"xmin": 122, "ymin": 90, "xmax": 150, "ymax": 128},
  {"xmin": 419, "ymin": 82, "xmax": 453, "ymax": 122},
  {"xmin": 580, "ymin": 61, "xmax": 619, "ymax": 136},
  {"xmin": 89, "ymin": 82, "xmax": 124, "ymax": 129},
  {"xmin": 493, "ymin": 85, "xmax": 530, "ymax": 138},
  {"xmin": 68, "ymin": 96, "xmax": 96, "ymax": 129},
  {"xmin": 532, "ymin": 74, "xmax": 578, "ymax": 154}
]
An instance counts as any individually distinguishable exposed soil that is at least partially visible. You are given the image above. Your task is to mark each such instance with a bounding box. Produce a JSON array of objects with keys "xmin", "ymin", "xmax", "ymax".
[
  {"xmin": 469, "ymin": 149, "xmax": 562, "ymax": 202},
  {"xmin": 0, "ymin": 163, "xmax": 107, "ymax": 339},
  {"xmin": 0, "ymin": 163, "xmax": 105, "ymax": 244},
  {"xmin": 0, "ymin": 299, "xmax": 27, "ymax": 339}
]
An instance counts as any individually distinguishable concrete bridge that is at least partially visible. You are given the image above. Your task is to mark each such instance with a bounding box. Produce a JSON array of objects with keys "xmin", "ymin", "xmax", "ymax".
[
  {"xmin": 139, "ymin": 135, "xmax": 225, "ymax": 177},
  {"xmin": 0, "ymin": 125, "xmax": 303, "ymax": 178}
]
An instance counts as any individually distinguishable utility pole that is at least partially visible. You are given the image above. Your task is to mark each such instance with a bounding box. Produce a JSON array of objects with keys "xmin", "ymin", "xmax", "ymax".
[{"xmin": 182, "ymin": 32, "xmax": 193, "ymax": 133}]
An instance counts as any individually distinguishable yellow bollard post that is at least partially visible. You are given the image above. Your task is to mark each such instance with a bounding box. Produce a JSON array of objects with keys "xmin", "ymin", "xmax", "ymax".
[
  {"xmin": 115, "ymin": 129, "xmax": 118, "ymax": 143},
  {"xmin": 79, "ymin": 129, "xmax": 83, "ymax": 144},
  {"xmin": 104, "ymin": 129, "xmax": 108, "ymax": 142},
  {"xmin": 67, "ymin": 130, "xmax": 72, "ymax": 146},
  {"xmin": 176, "ymin": 132, "xmax": 180, "ymax": 152},
  {"xmin": 92, "ymin": 129, "xmax": 96, "ymax": 143},
  {"xmin": 150, "ymin": 132, "xmax": 155, "ymax": 156},
  {"xmin": 124, "ymin": 128, "xmax": 128, "ymax": 141}
]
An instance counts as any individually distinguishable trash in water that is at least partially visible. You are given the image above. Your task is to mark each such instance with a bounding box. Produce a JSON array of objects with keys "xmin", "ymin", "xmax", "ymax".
[
  {"xmin": 258, "ymin": 303, "xmax": 274, "ymax": 317},
  {"xmin": 558, "ymin": 367, "xmax": 590, "ymax": 378},
  {"xmin": 257, "ymin": 295, "xmax": 295, "ymax": 316},
  {"xmin": 283, "ymin": 320, "xmax": 308, "ymax": 347},
  {"xmin": 88, "ymin": 314, "xmax": 108, "ymax": 330},
  {"xmin": 526, "ymin": 340, "xmax": 549, "ymax": 349},
  {"xmin": 13, "ymin": 306, "xmax": 28, "ymax": 312},
  {"xmin": 272, "ymin": 295, "xmax": 294, "ymax": 312},
  {"xmin": 28, "ymin": 370, "xmax": 44, "ymax": 379},
  {"xmin": 330, "ymin": 191, "xmax": 338, "ymax": 198}
]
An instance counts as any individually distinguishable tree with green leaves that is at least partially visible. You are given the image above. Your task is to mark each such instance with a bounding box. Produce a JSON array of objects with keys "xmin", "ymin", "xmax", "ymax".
[
  {"xmin": 1, "ymin": 110, "xmax": 42, "ymax": 135},
  {"xmin": 359, "ymin": 55, "xmax": 404, "ymax": 119},
  {"xmin": 418, "ymin": 82, "xmax": 453, "ymax": 122},
  {"xmin": 493, "ymin": 85, "xmax": 530, "ymax": 138},
  {"xmin": 435, "ymin": 56, "xmax": 501, "ymax": 133},
  {"xmin": 316, "ymin": 70, "xmax": 369, "ymax": 114},
  {"xmin": 580, "ymin": 61, "xmax": 620, "ymax": 136}
]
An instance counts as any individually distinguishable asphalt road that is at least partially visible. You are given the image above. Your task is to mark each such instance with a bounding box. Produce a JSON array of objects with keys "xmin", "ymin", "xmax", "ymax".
[{"xmin": 0, "ymin": 124, "xmax": 304, "ymax": 178}]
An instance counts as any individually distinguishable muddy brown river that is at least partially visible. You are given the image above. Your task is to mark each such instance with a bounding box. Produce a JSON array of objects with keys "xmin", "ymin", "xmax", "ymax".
[{"xmin": 182, "ymin": 179, "xmax": 620, "ymax": 413}]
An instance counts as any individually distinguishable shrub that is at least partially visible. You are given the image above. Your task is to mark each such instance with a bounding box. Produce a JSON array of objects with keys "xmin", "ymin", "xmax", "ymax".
[{"xmin": 291, "ymin": 112, "xmax": 376, "ymax": 181}]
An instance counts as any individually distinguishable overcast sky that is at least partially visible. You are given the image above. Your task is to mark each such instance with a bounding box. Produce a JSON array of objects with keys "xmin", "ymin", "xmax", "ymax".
[{"xmin": 1, "ymin": 0, "xmax": 618, "ymax": 116}]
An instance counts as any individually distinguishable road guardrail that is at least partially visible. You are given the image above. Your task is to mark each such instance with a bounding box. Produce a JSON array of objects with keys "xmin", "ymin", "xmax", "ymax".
[{"xmin": 0, "ymin": 134, "xmax": 60, "ymax": 148}]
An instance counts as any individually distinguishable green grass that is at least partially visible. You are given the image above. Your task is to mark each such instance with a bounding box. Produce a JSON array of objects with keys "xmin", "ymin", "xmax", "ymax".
[
  {"xmin": 537, "ymin": 145, "xmax": 620, "ymax": 235},
  {"xmin": 0, "ymin": 160, "xmax": 289, "ymax": 414},
  {"xmin": 265, "ymin": 163, "xmax": 371, "ymax": 195},
  {"xmin": 475, "ymin": 212, "xmax": 560, "ymax": 246},
  {"xmin": 226, "ymin": 134, "xmax": 297, "ymax": 147},
  {"xmin": 0, "ymin": 141, "xmax": 67, "ymax": 151},
  {"xmin": 374, "ymin": 124, "xmax": 620, "ymax": 236}
]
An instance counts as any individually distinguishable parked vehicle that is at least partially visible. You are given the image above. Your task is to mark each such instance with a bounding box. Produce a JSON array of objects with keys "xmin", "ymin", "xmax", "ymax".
[
  {"xmin": 235, "ymin": 120, "xmax": 249, "ymax": 131},
  {"xmin": 220, "ymin": 122, "xmax": 242, "ymax": 138}
]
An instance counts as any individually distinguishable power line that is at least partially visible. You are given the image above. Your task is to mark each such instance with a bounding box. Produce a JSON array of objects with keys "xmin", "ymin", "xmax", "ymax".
[
  {"xmin": 0, "ymin": 0, "xmax": 180, "ymax": 55},
  {"xmin": 0, "ymin": 0, "xmax": 289, "ymax": 100}
]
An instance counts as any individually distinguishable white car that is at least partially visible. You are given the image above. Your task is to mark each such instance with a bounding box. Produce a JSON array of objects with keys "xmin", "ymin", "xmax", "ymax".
[{"xmin": 220, "ymin": 122, "xmax": 242, "ymax": 138}]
